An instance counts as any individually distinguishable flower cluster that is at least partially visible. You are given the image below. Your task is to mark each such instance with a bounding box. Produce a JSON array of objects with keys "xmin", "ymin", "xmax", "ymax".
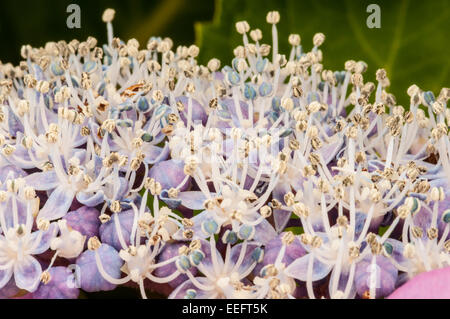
[{"xmin": 0, "ymin": 9, "xmax": 449, "ymax": 299}]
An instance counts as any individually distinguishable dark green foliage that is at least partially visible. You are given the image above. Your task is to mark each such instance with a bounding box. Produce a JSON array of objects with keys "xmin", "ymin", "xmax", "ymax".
[{"xmin": 196, "ymin": 0, "xmax": 450, "ymax": 107}]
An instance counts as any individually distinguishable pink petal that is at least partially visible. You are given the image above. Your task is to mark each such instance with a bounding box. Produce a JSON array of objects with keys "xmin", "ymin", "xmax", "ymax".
[{"xmin": 388, "ymin": 267, "xmax": 450, "ymax": 299}]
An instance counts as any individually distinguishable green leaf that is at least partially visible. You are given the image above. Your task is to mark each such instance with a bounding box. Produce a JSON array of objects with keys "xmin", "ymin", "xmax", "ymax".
[
  {"xmin": 378, "ymin": 225, "xmax": 389, "ymax": 237},
  {"xmin": 285, "ymin": 226, "xmax": 304, "ymax": 235},
  {"xmin": 139, "ymin": 188, "xmax": 190, "ymax": 219},
  {"xmin": 196, "ymin": 0, "xmax": 450, "ymax": 107}
]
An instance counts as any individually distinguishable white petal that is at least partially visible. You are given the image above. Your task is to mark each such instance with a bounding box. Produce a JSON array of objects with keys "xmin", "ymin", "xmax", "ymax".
[
  {"xmin": 24, "ymin": 171, "xmax": 59, "ymax": 191},
  {"xmin": 14, "ymin": 256, "xmax": 42, "ymax": 292},
  {"xmin": 285, "ymin": 253, "xmax": 332, "ymax": 282},
  {"xmin": 30, "ymin": 222, "xmax": 58, "ymax": 254},
  {"xmin": 38, "ymin": 186, "xmax": 75, "ymax": 221},
  {"xmin": 253, "ymin": 219, "xmax": 277, "ymax": 245},
  {"xmin": 178, "ymin": 192, "xmax": 210, "ymax": 210}
]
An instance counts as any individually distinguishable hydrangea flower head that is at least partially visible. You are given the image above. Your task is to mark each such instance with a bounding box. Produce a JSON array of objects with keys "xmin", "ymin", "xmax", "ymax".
[{"xmin": 0, "ymin": 8, "xmax": 448, "ymax": 299}]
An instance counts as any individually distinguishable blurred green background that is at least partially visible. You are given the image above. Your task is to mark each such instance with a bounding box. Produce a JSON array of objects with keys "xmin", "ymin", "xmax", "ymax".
[
  {"xmin": 198, "ymin": 0, "xmax": 450, "ymax": 108},
  {"xmin": 1, "ymin": 0, "xmax": 449, "ymax": 107},
  {"xmin": 0, "ymin": 0, "xmax": 215, "ymax": 64}
]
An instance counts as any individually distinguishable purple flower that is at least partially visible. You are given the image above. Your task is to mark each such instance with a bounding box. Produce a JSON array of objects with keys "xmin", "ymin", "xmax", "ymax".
[
  {"xmin": 63, "ymin": 206, "xmax": 101, "ymax": 238},
  {"xmin": 148, "ymin": 159, "xmax": 191, "ymax": 191},
  {"xmin": 255, "ymin": 232, "xmax": 306, "ymax": 275},
  {"xmin": 33, "ymin": 266, "xmax": 80, "ymax": 299},
  {"xmin": 175, "ymin": 96, "xmax": 208, "ymax": 126},
  {"xmin": 354, "ymin": 255, "xmax": 398, "ymax": 298},
  {"xmin": 99, "ymin": 210, "xmax": 135, "ymax": 251},
  {"xmin": 76, "ymin": 244, "xmax": 123, "ymax": 292},
  {"xmin": 154, "ymin": 243, "xmax": 197, "ymax": 288}
]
